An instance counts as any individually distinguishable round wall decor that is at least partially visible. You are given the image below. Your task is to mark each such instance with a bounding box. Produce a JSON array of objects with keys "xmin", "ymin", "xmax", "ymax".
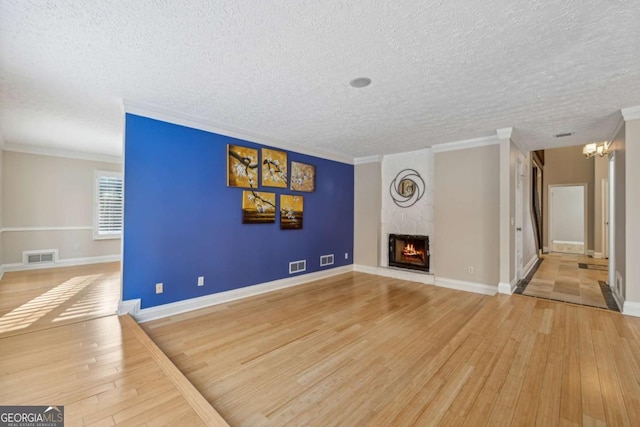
[{"xmin": 389, "ymin": 169, "xmax": 425, "ymax": 208}]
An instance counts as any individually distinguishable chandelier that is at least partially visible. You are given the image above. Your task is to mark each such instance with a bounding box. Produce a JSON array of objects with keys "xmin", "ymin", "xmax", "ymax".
[{"xmin": 582, "ymin": 141, "xmax": 610, "ymax": 158}]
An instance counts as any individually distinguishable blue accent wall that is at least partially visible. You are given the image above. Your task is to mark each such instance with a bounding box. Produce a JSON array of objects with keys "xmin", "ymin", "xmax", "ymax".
[{"xmin": 123, "ymin": 114, "xmax": 354, "ymax": 309}]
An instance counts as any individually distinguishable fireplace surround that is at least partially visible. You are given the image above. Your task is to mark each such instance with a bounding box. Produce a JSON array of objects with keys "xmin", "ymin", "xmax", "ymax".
[{"xmin": 388, "ymin": 234, "xmax": 430, "ymax": 272}]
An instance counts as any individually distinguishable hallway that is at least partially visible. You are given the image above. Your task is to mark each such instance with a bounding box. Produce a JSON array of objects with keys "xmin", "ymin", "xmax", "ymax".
[{"xmin": 516, "ymin": 254, "xmax": 617, "ymax": 311}]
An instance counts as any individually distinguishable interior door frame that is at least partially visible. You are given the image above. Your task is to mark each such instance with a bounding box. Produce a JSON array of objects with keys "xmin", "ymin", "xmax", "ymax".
[
  {"xmin": 515, "ymin": 156, "xmax": 524, "ymax": 281},
  {"xmin": 602, "ymin": 178, "xmax": 610, "ymax": 259},
  {"xmin": 548, "ymin": 183, "xmax": 588, "ymax": 254}
]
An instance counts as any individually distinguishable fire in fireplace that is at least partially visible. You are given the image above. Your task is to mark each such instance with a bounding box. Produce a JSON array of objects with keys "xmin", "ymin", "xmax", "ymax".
[{"xmin": 388, "ymin": 234, "xmax": 430, "ymax": 272}]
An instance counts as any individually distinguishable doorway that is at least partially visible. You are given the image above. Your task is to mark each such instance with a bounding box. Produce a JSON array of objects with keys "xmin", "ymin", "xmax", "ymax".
[{"xmin": 549, "ymin": 184, "xmax": 587, "ymax": 254}]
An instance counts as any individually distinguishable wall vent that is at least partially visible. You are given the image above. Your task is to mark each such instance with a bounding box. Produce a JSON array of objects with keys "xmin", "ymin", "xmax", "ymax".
[
  {"xmin": 320, "ymin": 254, "xmax": 334, "ymax": 267},
  {"xmin": 23, "ymin": 249, "xmax": 58, "ymax": 265},
  {"xmin": 289, "ymin": 260, "xmax": 306, "ymax": 274}
]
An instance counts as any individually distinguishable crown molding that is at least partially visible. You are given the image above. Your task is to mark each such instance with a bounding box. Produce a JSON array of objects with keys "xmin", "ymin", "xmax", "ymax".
[
  {"xmin": 621, "ymin": 105, "xmax": 640, "ymax": 121},
  {"xmin": 2, "ymin": 143, "xmax": 122, "ymax": 164},
  {"xmin": 354, "ymin": 155, "xmax": 382, "ymax": 165},
  {"xmin": 431, "ymin": 134, "xmax": 499, "ymax": 153},
  {"xmin": 496, "ymin": 127, "xmax": 513, "ymax": 140},
  {"xmin": 123, "ymin": 99, "xmax": 355, "ymax": 165}
]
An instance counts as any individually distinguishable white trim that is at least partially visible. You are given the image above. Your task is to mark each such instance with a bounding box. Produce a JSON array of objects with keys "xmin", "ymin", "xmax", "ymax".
[
  {"xmin": 496, "ymin": 127, "xmax": 513, "ymax": 140},
  {"xmin": 431, "ymin": 134, "xmax": 499, "ymax": 153},
  {"xmin": 621, "ymin": 105, "xmax": 640, "ymax": 121},
  {"xmin": 353, "ymin": 264, "xmax": 380, "ymax": 275},
  {"xmin": 498, "ymin": 281, "xmax": 517, "ymax": 295},
  {"xmin": 622, "ymin": 301, "xmax": 640, "ymax": 318},
  {"xmin": 587, "ymin": 250, "xmax": 594, "ymax": 256},
  {"xmin": 0, "ymin": 226, "xmax": 94, "ymax": 232},
  {"xmin": 123, "ymin": 100, "xmax": 354, "ymax": 165},
  {"xmin": 552, "ymin": 240, "xmax": 585, "ymax": 245},
  {"xmin": 435, "ymin": 277, "xmax": 498, "ymax": 296},
  {"xmin": 608, "ymin": 115, "xmax": 625, "ymax": 144},
  {"xmin": 1, "ymin": 254, "xmax": 120, "ymax": 273},
  {"xmin": 592, "ymin": 252, "xmax": 604, "ymax": 259},
  {"xmin": 2, "ymin": 142, "xmax": 122, "ymax": 164},
  {"xmin": 118, "ymin": 299, "xmax": 141, "ymax": 316},
  {"xmin": 354, "ymin": 265, "xmax": 435, "ymax": 285},
  {"xmin": 135, "ymin": 265, "xmax": 352, "ymax": 323},
  {"xmin": 354, "ymin": 155, "xmax": 382, "ymax": 165},
  {"xmin": 523, "ymin": 255, "xmax": 539, "ymax": 278},
  {"xmin": 613, "ymin": 290, "xmax": 625, "ymax": 314}
]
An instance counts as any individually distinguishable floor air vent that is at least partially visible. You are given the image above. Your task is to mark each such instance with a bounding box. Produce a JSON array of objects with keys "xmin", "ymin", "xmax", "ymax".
[
  {"xmin": 23, "ymin": 250, "xmax": 57, "ymax": 264},
  {"xmin": 289, "ymin": 260, "xmax": 306, "ymax": 274},
  {"xmin": 320, "ymin": 254, "xmax": 334, "ymax": 267}
]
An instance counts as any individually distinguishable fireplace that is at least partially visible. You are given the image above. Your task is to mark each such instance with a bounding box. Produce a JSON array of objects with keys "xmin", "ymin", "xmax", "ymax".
[{"xmin": 388, "ymin": 234, "xmax": 430, "ymax": 272}]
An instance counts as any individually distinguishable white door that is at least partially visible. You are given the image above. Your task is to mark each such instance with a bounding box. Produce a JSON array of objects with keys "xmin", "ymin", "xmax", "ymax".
[
  {"xmin": 549, "ymin": 185, "xmax": 586, "ymax": 254},
  {"xmin": 515, "ymin": 157, "xmax": 524, "ymax": 280}
]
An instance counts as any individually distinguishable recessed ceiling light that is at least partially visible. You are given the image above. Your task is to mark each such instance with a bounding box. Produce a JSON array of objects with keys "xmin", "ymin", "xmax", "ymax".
[
  {"xmin": 554, "ymin": 132, "xmax": 573, "ymax": 138},
  {"xmin": 349, "ymin": 77, "xmax": 372, "ymax": 88}
]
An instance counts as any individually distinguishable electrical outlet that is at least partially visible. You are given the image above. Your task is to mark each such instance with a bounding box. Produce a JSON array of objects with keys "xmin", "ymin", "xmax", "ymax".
[
  {"xmin": 345, "ymin": 252, "xmax": 349, "ymax": 259},
  {"xmin": 468, "ymin": 266, "xmax": 474, "ymax": 274},
  {"xmin": 198, "ymin": 276, "xmax": 205, "ymax": 287},
  {"xmin": 155, "ymin": 283, "xmax": 163, "ymax": 294}
]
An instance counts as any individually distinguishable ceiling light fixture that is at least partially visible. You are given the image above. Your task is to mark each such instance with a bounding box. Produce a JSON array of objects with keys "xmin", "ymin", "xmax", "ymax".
[
  {"xmin": 583, "ymin": 141, "xmax": 610, "ymax": 158},
  {"xmin": 349, "ymin": 77, "xmax": 372, "ymax": 88}
]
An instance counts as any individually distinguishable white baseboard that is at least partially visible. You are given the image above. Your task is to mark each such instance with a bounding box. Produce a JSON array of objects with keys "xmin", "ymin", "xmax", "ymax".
[
  {"xmin": 135, "ymin": 265, "xmax": 353, "ymax": 323},
  {"xmin": 435, "ymin": 277, "xmax": 497, "ymax": 296},
  {"xmin": 613, "ymin": 290, "xmax": 625, "ymax": 314},
  {"xmin": 0, "ymin": 254, "xmax": 120, "ymax": 273},
  {"xmin": 523, "ymin": 255, "xmax": 539, "ymax": 278},
  {"xmin": 587, "ymin": 250, "xmax": 594, "ymax": 257},
  {"xmin": 498, "ymin": 281, "xmax": 516, "ymax": 295},
  {"xmin": 0, "ymin": 267, "xmax": 4, "ymax": 281},
  {"xmin": 353, "ymin": 264, "xmax": 434, "ymax": 285},
  {"xmin": 118, "ymin": 299, "xmax": 141, "ymax": 316},
  {"xmin": 592, "ymin": 252, "xmax": 604, "ymax": 259},
  {"xmin": 353, "ymin": 264, "xmax": 379, "ymax": 275},
  {"xmin": 622, "ymin": 301, "xmax": 640, "ymax": 318}
]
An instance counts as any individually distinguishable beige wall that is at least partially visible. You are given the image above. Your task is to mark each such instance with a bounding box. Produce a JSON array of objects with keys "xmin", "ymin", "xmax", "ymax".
[
  {"xmin": 625, "ymin": 119, "xmax": 640, "ymax": 303},
  {"xmin": 542, "ymin": 146, "xmax": 595, "ymax": 251},
  {"xmin": 1, "ymin": 151, "xmax": 122, "ymax": 265},
  {"xmin": 354, "ymin": 162, "xmax": 381, "ymax": 267},
  {"xmin": 434, "ymin": 145, "xmax": 500, "ymax": 285},
  {"xmin": 0, "ymin": 148, "xmax": 3, "ymax": 268},
  {"xmin": 593, "ymin": 155, "xmax": 609, "ymax": 256}
]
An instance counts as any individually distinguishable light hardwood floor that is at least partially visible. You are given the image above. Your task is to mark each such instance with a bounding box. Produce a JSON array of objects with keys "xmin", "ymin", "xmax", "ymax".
[
  {"xmin": 0, "ymin": 263, "xmax": 227, "ymax": 426},
  {"xmin": 144, "ymin": 272, "xmax": 640, "ymax": 426},
  {"xmin": 0, "ymin": 262, "xmax": 121, "ymax": 338}
]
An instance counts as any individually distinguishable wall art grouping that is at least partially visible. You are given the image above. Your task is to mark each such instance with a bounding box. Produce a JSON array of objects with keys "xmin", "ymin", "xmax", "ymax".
[{"xmin": 228, "ymin": 144, "xmax": 313, "ymax": 229}]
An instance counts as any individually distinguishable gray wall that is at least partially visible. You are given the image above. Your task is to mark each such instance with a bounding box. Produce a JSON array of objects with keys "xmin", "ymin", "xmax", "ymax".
[
  {"xmin": 354, "ymin": 161, "xmax": 381, "ymax": 267},
  {"xmin": 1, "ymin": 151, "xmax": 122, "ymax": 265},
  {"xmin": 434, "ymin": 144, "xmax": 500, "ymax": 285},
  {"xmin": 542, "ymin": 146, "xmax": 595, "ymax": 251}
]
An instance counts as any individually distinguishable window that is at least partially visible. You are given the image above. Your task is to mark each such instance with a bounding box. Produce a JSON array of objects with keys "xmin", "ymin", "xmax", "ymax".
[{"xmin": 94, "ymin": 171, "xmax": 123, "ymax": 239}]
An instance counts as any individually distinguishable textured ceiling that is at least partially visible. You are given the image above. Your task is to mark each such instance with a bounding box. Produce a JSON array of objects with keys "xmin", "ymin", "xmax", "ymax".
[{"xmin": 1, "ymin": 0, "xmax": 639, "ymax": 159}]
